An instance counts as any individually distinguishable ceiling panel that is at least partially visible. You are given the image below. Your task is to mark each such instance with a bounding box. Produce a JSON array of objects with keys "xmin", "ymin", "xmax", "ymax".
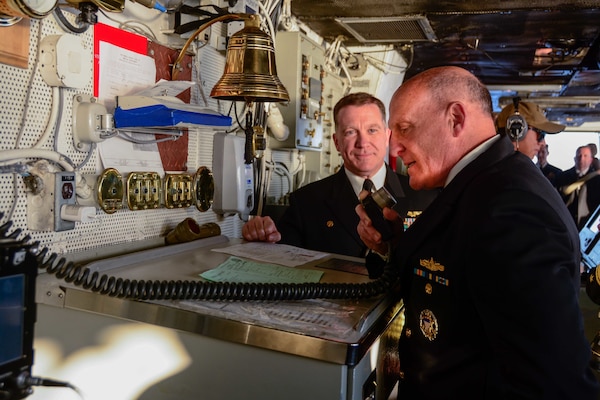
[{"xmin": 290, "ymin": 0, "xmax": 600, "ymax": 126}]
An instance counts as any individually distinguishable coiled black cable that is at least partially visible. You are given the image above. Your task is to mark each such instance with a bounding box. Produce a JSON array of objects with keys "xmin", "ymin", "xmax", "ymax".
[
  {"xmin": 35, "ymin": 245, "xmax": 399, "ymax": 301},
  {"xmin": 0, "ymin": 217, "xmax": 399, "ymax": 302}
]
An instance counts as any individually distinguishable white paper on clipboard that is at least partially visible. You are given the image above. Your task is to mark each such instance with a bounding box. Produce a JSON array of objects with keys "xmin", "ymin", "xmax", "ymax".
[
  {"xmin": 96, "ymin": 42, "xmax": 163, "ymax": 174},
  {"xmin": 97, "ymin": 41, "xmax": 156, "ymax": 112}
]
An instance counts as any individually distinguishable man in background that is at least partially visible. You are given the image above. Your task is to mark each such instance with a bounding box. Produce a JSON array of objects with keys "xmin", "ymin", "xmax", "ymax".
[
  {"xmin": 537, "ymin": 142, "xmax": 562, "ymax": 186},
  {"xmin": 555, "ymin": 145, "xmax": 600, "ymax": 229},
  {"xmin": 588, "ymin": 142, "xmax": 600, "ymax": 171},
  {"xmin": 494, "ymin": 100, "xmax": 565, "ymax": 160}
]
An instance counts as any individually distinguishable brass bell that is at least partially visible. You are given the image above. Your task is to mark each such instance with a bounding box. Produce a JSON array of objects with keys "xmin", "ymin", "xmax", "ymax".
[{"xmin": 211, "ymin": 15, "xmax": 289, "ymax": 103}]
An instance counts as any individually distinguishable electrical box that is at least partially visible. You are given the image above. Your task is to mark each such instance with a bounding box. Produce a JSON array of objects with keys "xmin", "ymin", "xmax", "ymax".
[
  {"xmin": 272, "ymin": 31, "xmax": 346, "ymax": 180},
  {"xmin": 27, "ymin": 167, "xmax": 76, "ymax": 232},
  {"xmin": 39, "ymin": 34, "xmax": 92, "ymax": 89},
  {"xmin": 274, "ymin": 31, "xmax": 327, "ymax": 152}
]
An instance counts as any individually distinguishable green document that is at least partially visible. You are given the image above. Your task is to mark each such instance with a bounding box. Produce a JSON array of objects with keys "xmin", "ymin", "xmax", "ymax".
[{"xmin": 201, "ymin": 256, "xmax": 323, "ymax": 283}]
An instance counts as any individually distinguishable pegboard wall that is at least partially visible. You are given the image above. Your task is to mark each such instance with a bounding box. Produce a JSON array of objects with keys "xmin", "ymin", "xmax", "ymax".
[{"xmin": 0, "ymin": 11, "xmax": 245, "ymax": 259}]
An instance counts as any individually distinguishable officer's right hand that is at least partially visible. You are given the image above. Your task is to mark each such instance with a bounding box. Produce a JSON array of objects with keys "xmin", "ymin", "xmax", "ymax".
[{"xmin": 242, "ymin": 216, "xmax": 282, "ymax": 243}]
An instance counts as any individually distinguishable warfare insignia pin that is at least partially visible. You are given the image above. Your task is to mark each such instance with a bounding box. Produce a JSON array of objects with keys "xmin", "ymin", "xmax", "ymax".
[
  {"xmin": 419, "ymin": 309, "xmax": 438, "ymax": 341},
  {"xmin": 420, "ymin": 257, "xmax": 445, "ymax": 272}
]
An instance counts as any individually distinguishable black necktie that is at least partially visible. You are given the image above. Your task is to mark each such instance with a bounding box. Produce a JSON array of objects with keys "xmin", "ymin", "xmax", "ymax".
[{"xmin": 363, "ymin": 179, "xmax": 375, "ymax": 193}]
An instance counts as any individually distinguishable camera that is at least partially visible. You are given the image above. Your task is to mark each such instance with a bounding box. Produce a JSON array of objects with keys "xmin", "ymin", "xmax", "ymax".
[
  {"xmin": 0, "ymin": 239, "xmax": 37, "ymax": 399},
  {"xmin": 360, "ymin": 186, "xmax": 397, "ymax": 241}
]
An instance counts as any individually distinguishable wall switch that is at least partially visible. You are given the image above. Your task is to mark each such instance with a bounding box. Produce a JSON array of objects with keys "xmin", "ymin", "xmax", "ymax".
[
  {"xmin": 53, "ymin": 171, "xmax": 76, "ymax": 231},
  {"xmin": 126, "ymin": 171, "xmax": 161, "ymax": 210},
  {"xmin": 164, "ymin": 173, "xmax": 193, "ymax": 209}
]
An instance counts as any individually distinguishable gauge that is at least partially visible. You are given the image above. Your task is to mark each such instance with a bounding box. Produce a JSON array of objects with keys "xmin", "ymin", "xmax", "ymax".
[
  {"xmin": 194, "ymin": 166, "xmax": 214, "ymax": 212},
  {"xmin": 21, "ymin": 0, "xmax": 57, "ymax": 16},
  {"xmin": 0, "ymin": 0, "xmax": 57, "ymax": 18}
]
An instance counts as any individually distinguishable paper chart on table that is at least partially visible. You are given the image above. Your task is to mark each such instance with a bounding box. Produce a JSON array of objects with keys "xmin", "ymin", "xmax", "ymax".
[{"xmin": 212, "ymin": 242, "xmax": 329, "ymax": 267}]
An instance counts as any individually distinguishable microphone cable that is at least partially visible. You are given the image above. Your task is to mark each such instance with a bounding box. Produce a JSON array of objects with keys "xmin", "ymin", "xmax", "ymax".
[{"xmin": 0, "ymin": 216, "xmax": 399, "ymax": 302}]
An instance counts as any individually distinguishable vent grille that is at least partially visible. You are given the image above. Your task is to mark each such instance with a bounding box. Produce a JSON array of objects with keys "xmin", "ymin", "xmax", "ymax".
[{"xmin": 336, "ymin": 16, "xmax": 437, "ymax": 43}]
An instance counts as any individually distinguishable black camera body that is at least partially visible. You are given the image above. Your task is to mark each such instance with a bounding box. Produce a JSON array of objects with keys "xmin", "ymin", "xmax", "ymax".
[
  {"xmin": 0, "ymin": 239, "xmax": 37, "ymax": 400},
  {"xmin": 361, "ymin": 187, "xmax": 397, "ymax": 241}
]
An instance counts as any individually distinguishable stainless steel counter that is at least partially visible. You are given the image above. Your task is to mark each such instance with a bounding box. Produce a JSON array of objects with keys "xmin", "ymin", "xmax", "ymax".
[{"xmin": 33, "ymin": 236, "xmax": 403, "ymax": 400}]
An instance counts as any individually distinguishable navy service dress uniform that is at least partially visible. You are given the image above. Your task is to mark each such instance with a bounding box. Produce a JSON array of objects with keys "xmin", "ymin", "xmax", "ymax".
[
  {"xmin": 384, "ymin": 135, "xmax": 599, "ymax": 399},
  {"xmin": 276, "ymin": 164, "xmax": 406, "ymax": 257}
]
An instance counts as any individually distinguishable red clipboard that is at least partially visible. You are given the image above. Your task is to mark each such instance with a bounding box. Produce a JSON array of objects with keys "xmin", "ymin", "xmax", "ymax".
[
  {"xmin": 93, "ymin": 23, "xmax": 148, "ymax": 97},
  {"xmin": 93, "ymin": 23, "xmax": 193, "ymax": 171}
]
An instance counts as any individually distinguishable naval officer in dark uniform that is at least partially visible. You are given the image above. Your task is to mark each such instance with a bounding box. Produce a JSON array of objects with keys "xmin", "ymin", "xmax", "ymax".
[
  {"xmin": 243, "ymin": 92, "xmax": 435, "ymax": 258},
  {"xmin": 357, "ymin": 66, "xmax": 599, "ymax": 399}
]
